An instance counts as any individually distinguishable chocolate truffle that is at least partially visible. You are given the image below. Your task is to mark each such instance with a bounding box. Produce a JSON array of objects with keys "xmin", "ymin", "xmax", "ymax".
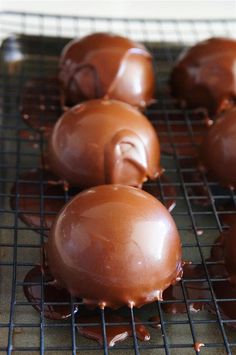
[
  {"xmin": 47, "ymin": 99, "xmax": 162, "ymax": 188},
  {"xmin": 47, "ymin": 185, "xmax": 183, "ymax": 309},
  {"xmin": 170, "ymin": 37, "xmax": 236, "ymax": 115},
  {"xmin": 59, "ymin": 33, "xmax": 155, "ymax": 109},
  {"xmin": 199, "ymin": 108, "xmax": 236, "ymax": 189}
]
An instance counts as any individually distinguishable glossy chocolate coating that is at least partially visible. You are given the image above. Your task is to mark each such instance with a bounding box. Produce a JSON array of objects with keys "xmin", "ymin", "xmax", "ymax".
[
  {"xmin": 200, "ymin": 108, "xmax": 236, "ymax": 189},
  {"xmin": 59, "ymin": 33, "xmax": 155, "ymax": 109},
  {"xmin": 170, "ymin": 37, "xmax": 236, "ymax": 115},
  {"xmin": 48, "ymin": 99, "xmax": 162, "ymax": 189},
  {"xmin": 47, "ymin": 185, "xmax": 183, "ymax": 309}
]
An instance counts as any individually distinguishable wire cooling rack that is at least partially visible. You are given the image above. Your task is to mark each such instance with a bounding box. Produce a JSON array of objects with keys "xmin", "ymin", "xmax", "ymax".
[{"xmin": 1, "ymin": 11, "xmax": 236, "ymax": 355}]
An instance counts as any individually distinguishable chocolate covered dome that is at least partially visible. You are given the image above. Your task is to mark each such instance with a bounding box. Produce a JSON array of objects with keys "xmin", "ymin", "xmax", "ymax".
[
  {"xmin": 47, "ymin": 184, "xmax": 183, "ymax": 309},
  {"xmin": 199, "ymin": 108, "xmax": 236, "ymax": 189},
  {"xmin": 170, "ymin": 37, "xmax": 236, "ymax": 115},
  {"xmin": 47, "ymin": 99, "xmax": 162, "ymax": 188},
  {"xmin": 59, "ymin": 32, "xmax": 155, "ymax": 109}
]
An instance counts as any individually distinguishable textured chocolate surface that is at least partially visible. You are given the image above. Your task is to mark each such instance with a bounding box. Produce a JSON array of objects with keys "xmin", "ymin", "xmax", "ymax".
[
  {"xmin": 200, "ymin": 108, "xmax": 236, "ymax": 189},
  {"xmin": 170, "ymin": 37, "xmax": 236, "ymax": 115},
  {"xmin": 48, "ymin": 99, "xmax": 162, "ymax": 189},
  {"xmin": 59, "ymin": 33, "xmax": 155, "ymax": 109},
  {"xmin": 47, "ymin": 185, "xmax": 183, "ymax": 309}
]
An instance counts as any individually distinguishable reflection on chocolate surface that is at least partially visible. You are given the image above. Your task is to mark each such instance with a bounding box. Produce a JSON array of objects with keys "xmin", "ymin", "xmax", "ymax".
[
  {"xmin": 200, "ymin": 108, "xmax": 236, "ymax": 189},
  {"xmin": 23, "ymin": 265, "xmax": 78, "ymax": 320},
  {"xmin": 48, "ymin": 99, "xmax": 162, "ymax": 189},
  {"xmin": 47, "ymin": 185, "xmax": 183, "ymax": 309},
  {"xmin": 170, "ymin": 38, "xmax": 236, "ymax": 116},
  {"xmin": 59, "ymin": 33, "xmax": 155, "ymax": 109},
  {"xmin": 77, "ymin": 314, "xmax": 150, "ymax": 346}
]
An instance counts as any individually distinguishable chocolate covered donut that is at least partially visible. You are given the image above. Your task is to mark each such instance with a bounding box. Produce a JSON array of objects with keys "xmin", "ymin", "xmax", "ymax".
[
  {"xmin": 47, "ymin": 184, "xmax": 183, "ymax": 309},
  {"xmin": 47, "ymin": 99, "xmax": 162, "ymax": 189},
  {"xmin": 170, "ymin": 37, "xmax": 236, "ymax": 115},
  {"xmin": 59, "ymin": 33, "xmax": 155, "ymax": 109}
]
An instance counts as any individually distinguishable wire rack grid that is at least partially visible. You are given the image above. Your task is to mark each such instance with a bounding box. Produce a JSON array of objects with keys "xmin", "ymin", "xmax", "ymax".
[{"xmin": 0, "ymin": 11, "xmax": 236, "ymax": 355}]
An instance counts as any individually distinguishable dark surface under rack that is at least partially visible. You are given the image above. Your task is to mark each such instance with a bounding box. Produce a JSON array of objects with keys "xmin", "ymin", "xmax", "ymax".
[{"xmin": 1, "ymin": 12, "xmax": 236, "ymax": 355}]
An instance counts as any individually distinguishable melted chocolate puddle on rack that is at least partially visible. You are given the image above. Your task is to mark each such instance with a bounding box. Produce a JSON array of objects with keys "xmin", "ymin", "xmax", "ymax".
[
  {"xmin": 23, "ymin": 265, "xmax": 78, "ymax": 320},
  {"xmin": 162, "ymin": 263, "xmax": 209, "ymax": 314},
  {"xmin": 77, "ymin": 314, "xmax": 150, "ymax": 347},
  {"xmin": 162, "ymin": 235, "xmax": 236, "ymax": 328},
  {"xmin": 21, "ymin": 77, "xmax": 62, "ymax": 132},
  {"xmin": 10, "ymin": 169, "xmax": 80, "ymax": 235}
]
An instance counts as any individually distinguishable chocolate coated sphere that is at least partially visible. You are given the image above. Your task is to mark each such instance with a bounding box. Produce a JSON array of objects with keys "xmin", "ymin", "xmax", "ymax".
[
  {"xmin": 200, "ymin": 108, "xmax": 236, "ymax": 189},
  {"xmin": 47, "ymin": 185, "xmax": 183, "ymax": 309},
  {"xmin": 48, "ymin": 99, "xmax": 162, "ymax": 188},
  {"xmin": 170, "ymin": 37, "xmax": 236, "ymax": 115},
  {"xmin": 59, "ymin": 33, "xmax": 155, "ymax": 109}
]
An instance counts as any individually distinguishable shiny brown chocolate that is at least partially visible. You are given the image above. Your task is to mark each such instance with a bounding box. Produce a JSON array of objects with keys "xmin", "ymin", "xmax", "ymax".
[
  {"xmin": 162, "ymin": 263, "xmax": 209, "ymax": 314},
  {"xmin": 59, "ymin": 33, "xmax": 155, "ymax": 109},
  {"xmin": 48, "ymin": 99, "xmax": 162, "ymax": 189},
  {"xmin": 77, "ymin": 314, "xmax": 150, "ymax": 346},
  {"xmin": 10, "ymin": 170, "xmax": 176, "ymax": 234},
  {"xmin": 23, "ymin": 265, "xmax": 78, "ymax": 320},
  {"xmin": 47, "ymin": 185, "xmax": 183, "ymax": 309},
  {"xmin": 199, "ymin": 108, "xmax": 236, "ymax": 189},
  {"xmin": 170, "ymin": 37, "xmax": 236, "ymax": 115},
  {"xmin": 21, "ymin": 77, "xmax": 61, "ymax": 132},
  {"xmin": 162, "ymin": 233, "xmax": 236, "ymax": 327}
]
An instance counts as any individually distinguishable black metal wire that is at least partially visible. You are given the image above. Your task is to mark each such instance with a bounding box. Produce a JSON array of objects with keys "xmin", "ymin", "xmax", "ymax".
[{"xmin": 1, "ymin": 11, "xmax": 236, "ymax": 355}]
